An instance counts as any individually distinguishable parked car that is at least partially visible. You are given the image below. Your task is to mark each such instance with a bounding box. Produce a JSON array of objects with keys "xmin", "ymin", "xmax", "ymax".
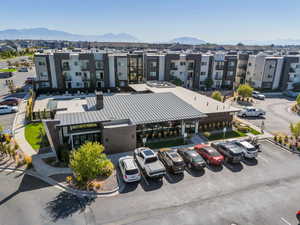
[
  {"xmin": 177, "ymin": 148, "xmax": 206, "ymax": 170},
  {"xmin": 25, "ymin": 77, "xmax": 35, "ymax": 85},
  {"xmin": 194, "ymin": 144, "xmax": 224, "ymax": 166},
  {"xmin": 211, "ymin": 142, "xmax": 244, "ymax": 163},
  {"xmin": 235, "ymin": 140, "xmax": 258, "ymax": 159},
  {"xmin": 0, "ymin": 97, "xmax": 20, "ymax": 106},
  {"xmin": 157, "ymin": 148, "xmax": 185, "ymax": 174},
  {"xmin": 238, "ymin": 107, "xmax": 266, "ymax": 118},
  {"xmin": 0, "ymin": 105, "xmax": 18, "ymax": 114},
  {"xmin": 134, "ymin": 147, "xmax": 166, "ymax": 179},
  {"xmin": 118, "ymin": 156, "xmax": 141, "ymax": 183},
  {"xmin": 18, "ymin": 67, "xmax": 28, "ymax": 72},
  {"xmin": 252, "ymin": 91, "xmax": 265, "ymax": 100},
  {"xmin": 0, "ymin": 72, "xmax": 12, "ymax": 79}
]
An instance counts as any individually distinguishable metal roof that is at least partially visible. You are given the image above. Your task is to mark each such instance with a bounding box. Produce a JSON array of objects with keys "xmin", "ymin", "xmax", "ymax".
[{"xmin": 55, "ymin": 92, "xmax": 206, "ymax": 126}]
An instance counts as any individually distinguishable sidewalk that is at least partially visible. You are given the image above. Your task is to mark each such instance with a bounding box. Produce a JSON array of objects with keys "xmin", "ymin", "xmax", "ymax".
[{"xmin": 13, "ymin": 98, "xmax": 36, "ymax": 156}]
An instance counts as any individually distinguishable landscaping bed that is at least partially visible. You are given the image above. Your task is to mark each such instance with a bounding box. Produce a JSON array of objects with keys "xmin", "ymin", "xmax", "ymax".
[
  {"xmin": 24, "ymin": 122, "xmax": 49, "ymax": 151},
  {"xmin": 145, "ymin": 137, "xmax": 185, "ymax": 149},
  {"xmin": 0, "ymin": 68, "xmax": 16, "ymax": 72},
  {"xmin": 207, "ymin": 130, "xmax": 246, "ymax": 141}
]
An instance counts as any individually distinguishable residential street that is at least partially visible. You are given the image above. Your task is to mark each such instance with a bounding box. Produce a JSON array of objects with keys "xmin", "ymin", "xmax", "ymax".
[{"xmin": 1, "ymin": 140, "xmax": 300, "ymax": 225}]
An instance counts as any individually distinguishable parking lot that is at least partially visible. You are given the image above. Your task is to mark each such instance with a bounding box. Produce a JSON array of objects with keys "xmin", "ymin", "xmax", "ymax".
[
  {"xmin": 233, "ymin": 96, "xmax": 299, "ymax": 135},
  {"xmin": 97, "ymin": 140, "xmax": 300, "ymax": 225}
]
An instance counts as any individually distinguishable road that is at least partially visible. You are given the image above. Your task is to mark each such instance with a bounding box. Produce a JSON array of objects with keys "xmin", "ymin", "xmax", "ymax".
[
  {"xmin": 1, "ymin": 141, "xmax": 300, "ymax": 225},
  {"xmin": 233, "ymin": 97, "xmax": 300, "ymax": 135}
]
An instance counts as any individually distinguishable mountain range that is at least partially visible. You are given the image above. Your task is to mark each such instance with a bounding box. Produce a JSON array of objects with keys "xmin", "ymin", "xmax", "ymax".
[
  {"xmin": 0, "ymin": 28, "xmax": 140, "ymax": 42},
  {"xmin": 170, "ymin": 37, "xmax": 206, "ymax": 45}
]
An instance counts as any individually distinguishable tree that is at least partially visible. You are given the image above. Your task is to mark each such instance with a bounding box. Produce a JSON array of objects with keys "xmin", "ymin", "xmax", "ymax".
[
  {"xmin": 290, "ymin": 122, "xmax": 300, "ymax": 137},
  {"xmin": 296, "ymin": 94, "xmax": 300, "ymax": 105},
  {"xmin": 204, "ymin": 77, "xmax": 213, "ymax": 89},
  {"xmin": 211, "ymin": 91, "xmax": 222, "ymax": 101},
  {"xmin": 237, "ymin": 84, "xmax": 253, "ymax": 98},
  {"xmin": 170, "ymin": 76, "xmax": 183, "ymax": 86},
  {"xmin": 69, "ymin": 142, "xmax": 114, "ymax": 185}
]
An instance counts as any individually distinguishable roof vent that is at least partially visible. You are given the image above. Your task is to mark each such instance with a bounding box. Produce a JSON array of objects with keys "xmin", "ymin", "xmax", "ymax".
[{"xmin": 95, "ymin": 91, "xmax": 103, "ymax": 110}]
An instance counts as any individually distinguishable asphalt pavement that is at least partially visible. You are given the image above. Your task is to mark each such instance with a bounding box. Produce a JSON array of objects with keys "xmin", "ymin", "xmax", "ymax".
[{"xmin": 1, "ymin": 140, "xmax": 300, "ymax": 225}]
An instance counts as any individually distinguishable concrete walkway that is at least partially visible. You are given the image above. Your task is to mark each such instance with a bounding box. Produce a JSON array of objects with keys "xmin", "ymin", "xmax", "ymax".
[{"xmin": 13, "ymin": 97, "xmax": 36, "ymax": 156}]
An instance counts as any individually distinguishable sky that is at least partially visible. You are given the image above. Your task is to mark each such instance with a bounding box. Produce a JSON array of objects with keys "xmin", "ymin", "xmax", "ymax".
[{"xmin": 1, "ymin": 0, "xmax": 300, "ymax": 43}]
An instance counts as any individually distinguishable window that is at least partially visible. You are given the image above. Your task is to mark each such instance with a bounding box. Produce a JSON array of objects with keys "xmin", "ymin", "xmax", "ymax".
[
  {"xmin": 201, "ymin": 62, "xmax": 207, "ymax": 66},
  {"xmin": 76, "ymin": 82, "xmax": 81, "ymax": 87},
  {"xmin": 149, "ymin": 71, "xmax": 156, "ymax": 77},
  {"xmin": 151, "ymin": 62, "xmax": 157, "ymax": 67},
  {"xmin": 180, "ymin": 62, "xmax": 186, "ymax": 66},
  {"xmin": 74, "ymin": 61, "xmax": 78, "ymax": 66},
  {"xmin": 75, "ymin": 72, "xmax": 81, "ymax": 76},
  {"xmin": 38, "ymin": 61, "xmax": 46, "ymax": 66},
  {"xmin": 200, "ymin": 72, "xmax": 206, "ymax": 75},
  {"xmin": 100, "ymin": 72, "xmax": 104, "ymax": 80}
]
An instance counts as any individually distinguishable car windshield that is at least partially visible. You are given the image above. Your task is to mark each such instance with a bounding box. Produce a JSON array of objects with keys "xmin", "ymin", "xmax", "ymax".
[
  {"xmin": 126, "ymin": 168, "xmax": 139, "ymax": 175},
  {"xmin": 145, "ymin": 157, "xmax": 157, "ymax": 163},
  {"xmin": 247, "ymin": 147, "xmax": 257, "ymax": 151},
  {"xmin": 206, "ymin": 148, "xmax": 220, "ymax": 156},
  {"xmin": 192, "ymin": 155, "xmax": 203, "ymax": 163}
]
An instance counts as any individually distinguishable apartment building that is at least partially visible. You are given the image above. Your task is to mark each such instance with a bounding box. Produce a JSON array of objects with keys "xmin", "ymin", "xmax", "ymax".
[
  {"xmin": 245, "ymin": 53, "xmax": 284, "ymax": 90},
  {"xmin": 235, "ymin": 53, "xmax": 249, "ymax": 87},
  {"xmin": 280, "ymin": 56, "xmax": 300, "ymax": 90}
]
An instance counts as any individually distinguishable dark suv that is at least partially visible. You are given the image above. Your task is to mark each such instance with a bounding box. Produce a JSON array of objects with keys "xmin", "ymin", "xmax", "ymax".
[
  {"xmin": 211, "ymin": 142, "xmax": 244, "ymax": 163},
  {"xmin": 157, "ymin": 149, "xmax": 185, "ymax": 174}
]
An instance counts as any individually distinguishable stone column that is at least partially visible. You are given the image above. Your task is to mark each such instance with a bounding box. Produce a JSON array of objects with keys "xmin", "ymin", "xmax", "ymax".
[
  {"xmin": 195, "ymin": 120, "xmax": 199, "ymax": 134},
  {"xmin": 181, "ymin": 120, "xmax": 185, "ymax": 136}
]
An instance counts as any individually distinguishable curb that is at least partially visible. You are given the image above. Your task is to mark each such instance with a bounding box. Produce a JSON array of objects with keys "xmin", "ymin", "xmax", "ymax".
[
  {"xmin": 0, "ymin": 166, "xmax": 120, "ymax": 198},
  {"xmin": 263, "ymin": 138, "xmax": 300, "ymax": 155}
]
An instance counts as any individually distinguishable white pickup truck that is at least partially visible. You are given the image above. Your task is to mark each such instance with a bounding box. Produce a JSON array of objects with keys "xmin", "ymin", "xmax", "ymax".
[
  {"xmin": 134, "ymin": 147, "xmax": 166, "ymax": 179},
  {"xmin": 238, "ymin": 107, "xmax": 266, "ymax": 118}
]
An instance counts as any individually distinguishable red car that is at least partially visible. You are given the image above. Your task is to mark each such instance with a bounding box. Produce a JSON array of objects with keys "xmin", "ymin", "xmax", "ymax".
[
  {"xmin": 194, "ymin": 144, "xmax": 224, "ymax": 166},
  {"xmin": 0, "ymin": 97, "xmax": 20, "ymax": 106}
]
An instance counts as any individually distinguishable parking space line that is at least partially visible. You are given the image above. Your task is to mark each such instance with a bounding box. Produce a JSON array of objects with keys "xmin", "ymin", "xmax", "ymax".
[
  {"xmin": 280, "ymin": 217, "xmax": 292, "ymax": 225},
  {"xmin": 140, "ymin": 171, "xmax": 149, "ymax": 186},
  {"xmin": 258, "ymin": 155, "xmax": 269, "ymax": 163}
]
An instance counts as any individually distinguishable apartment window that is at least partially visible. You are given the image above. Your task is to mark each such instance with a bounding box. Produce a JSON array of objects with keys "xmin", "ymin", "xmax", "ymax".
[
  {"xmin": 296, "ymin": 65, "xmax": 300, "ymax": 69},
  {"xmin": 248, "ymin": 63, "xmax": 252, "ymax": 66},
  {"xmin": 149, "ymin": 71, "xmax": 156, "ymax": 77},
  {"xmin": 76, "ymin": 82, "xmax": 81, "ymax": 87},
  {"xmin": 180, "ymin": 62, "xmax": 186, "ymax": 66},
  {"xmin": 151, "ymin": 62, "xmax": 157, "ymax": 67},
  {"xmin": 201, "ymin": 62, "xmax": 207, "ymax": 66},
  {"xmin": 200, "ymin": 72, "xmax": 206, "ymax": 75},
  {"xmin": 96, "ymin": 60, "xmax": 104, "ymax": 70},
  {"xmin": 229, "ymin": 61, "xmax": 235, "ymax": 67},
  {"xmin": 75, "ymin": 72, "xmax": 81, "ymax": 76},
  {"xmin": 38, "ymin": 61, "xmax": 46, "ymax": 66},
  {"xmin": 74, "ymin": 61, "xmax": 78, "ymax": 66}
]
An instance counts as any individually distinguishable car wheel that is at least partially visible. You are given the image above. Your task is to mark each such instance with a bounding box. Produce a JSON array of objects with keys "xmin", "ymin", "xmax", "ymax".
[
  {"xmin": 242, "ymin": 114, "xmax": 246, "ymax": 118},
  {"xmin": 187, "ymin": 163, "xmax": 191, "ymax": 169}
]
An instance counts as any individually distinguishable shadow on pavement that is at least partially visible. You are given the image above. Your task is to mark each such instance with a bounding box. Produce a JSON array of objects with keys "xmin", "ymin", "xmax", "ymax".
[
  {"xmin": 46, "ymin": 192, "xmax": 95, "ymax": 222},
  {"xmin": 164, "ymin": 171, "xmax": 184, "ymax": 184},
  {"xmin": 140, "ymin": 177, "xmax": 163, "ymax": 192},
  {"xmin": 242, "ymin": 158, "xmax": 258, "ymax": 166},
  {"xmin": 223, "ymin": 162, "xmax": 244, "ymax": 172},
  {"xmin": 119, "ymin": 182, "xmax": 139, "ymax": 194},
  {"xmin": 185, "ymin": 168, "xmax": 205, "ymax": 177},
  {"xmin": 0, "ymin": 173, "xmax": 51, "ymax": 206},
  {"xmin": 206, "ymin": 164, "xmax": 223, "ymax": 172}
]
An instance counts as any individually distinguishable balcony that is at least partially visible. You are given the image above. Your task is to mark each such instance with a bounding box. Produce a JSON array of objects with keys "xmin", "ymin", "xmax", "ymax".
[{"xmin": 62, "ymin": 65, "xmax": 70, "ymax": 71}]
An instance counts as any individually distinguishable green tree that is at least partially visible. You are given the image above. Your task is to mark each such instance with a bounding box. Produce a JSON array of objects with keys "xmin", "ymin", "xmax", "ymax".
[
  {"xmin": 204, "ymin": 77, "xmax": 214, "ymax": 89},
  {"xmin": 290, "ymin": 122, "xmax": 300, "ymax": 137},
  {"xmin": 69, "ymin": 142, "xmax": 114, "ymax": 185},
  {"xmin": 237, "ymin": 84, "xmax": 253, "ymax": 98},
  {"xmin": 211, "ymin": 91, "xmax": 222, "ymax": 101},
  {"xmin": 296, "ymin": 94, "xmax": 300, "ymax": 105}
]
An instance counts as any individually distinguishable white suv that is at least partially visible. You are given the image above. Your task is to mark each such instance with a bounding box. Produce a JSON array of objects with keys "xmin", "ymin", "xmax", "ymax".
[
  {"xmin": 118, "ymin": 156, "xmax": 141, "ymax": 183},
  {"xmin": 235, "ymin": 141, "xmax": 258, "ymax": 159}
]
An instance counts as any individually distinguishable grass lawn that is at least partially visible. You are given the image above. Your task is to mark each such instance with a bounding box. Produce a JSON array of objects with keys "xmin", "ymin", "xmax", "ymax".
[
  {"xmin": 0, "ymin": 68, "xmax": 16, "ymax": 72},
  {"xmin": 248, "ymin": 127, "xmax": 261, "ymax": 135},
  {"xmin": 25, "ymin": 122, "xmax": 49, "ymax": 151},
  {"xmin": 145, "ymin": 138, "xmax": 185, "ymax": 149},
  {"xmin": 207, "ymin": 130, "xmax": 246, "ymax": 141}
]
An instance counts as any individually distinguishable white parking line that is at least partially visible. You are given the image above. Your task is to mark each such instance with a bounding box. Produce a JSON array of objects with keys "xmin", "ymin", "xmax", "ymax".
[
  {"xmin": 140, "ymin": 172, "xmax": 149, "ymax": 186},
  {"xmin": 280, "ymin": 217, "xmax": 292, "ymax": 225},
  {"xmin": 258, "ymin": 155, "xmax": 269, "ymax": 163}
]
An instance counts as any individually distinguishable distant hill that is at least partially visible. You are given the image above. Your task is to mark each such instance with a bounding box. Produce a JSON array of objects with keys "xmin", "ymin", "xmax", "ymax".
[
  {"xmin": 0, "ymin": 28, "xmax": 140, "ymax": 42},
  {"xmin": 170, "ymin": 37, "xmax": 206, "ymax": 45}
]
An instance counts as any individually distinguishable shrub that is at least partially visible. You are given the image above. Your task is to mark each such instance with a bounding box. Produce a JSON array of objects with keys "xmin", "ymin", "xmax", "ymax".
[
  {"xmin": 24, "ymin": 155, "xmax": 32, "ymax": 168},
  {"xmin": 69, "ymin": 142, "xmax": 114, "ymax": 185},
  {"xmin": 237, "ymin": 84, "xmax": 253, "ymax": 98},
  {"xmin": 66, "ymin": 176, "xmax": 73, "ymax": 184},
  {"xmin": 203, "ymin": 132, "xmax": 211, "ymax": 138},
  {"xmin": 94, "ymin": 183, "xmax": 101, "ymax": 190},
  {"xmin": 211, "ymin": 91, "xmax": 222, "ymax": 102}
]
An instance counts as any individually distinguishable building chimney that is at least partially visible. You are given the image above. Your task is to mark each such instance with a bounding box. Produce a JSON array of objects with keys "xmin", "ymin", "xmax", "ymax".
[{"xmin": 96, "ymin": 91, "xmax": 103, "ymax": 110}]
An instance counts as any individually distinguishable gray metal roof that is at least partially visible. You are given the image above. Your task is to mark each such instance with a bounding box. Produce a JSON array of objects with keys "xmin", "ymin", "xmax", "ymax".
[{"xmin": 55, "ymin": 92, "xmax": 206, "ymax": 126}]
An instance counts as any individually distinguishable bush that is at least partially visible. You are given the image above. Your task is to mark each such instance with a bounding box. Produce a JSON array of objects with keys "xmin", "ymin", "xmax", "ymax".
[
  {"xmin": 69, "ymin": 142, "xmax": 114, "ymax": 185},
  {"xmin": 203, "ymin": 132, "xmax": 211, "ymax": 138},
  {"xmin": 24, "ymin": 155, "xmax": 32, "ymax": 168},
  {"xmin": 66, "ymin": 176, "xmax": 73, "ymax": 184},
  {"xmin": 211, "ymin": 91, "xmax": 222, "ymax": 102},
  {"xmin": 237, "ymin": 84, "xmax": 253, "ymax": 98}
]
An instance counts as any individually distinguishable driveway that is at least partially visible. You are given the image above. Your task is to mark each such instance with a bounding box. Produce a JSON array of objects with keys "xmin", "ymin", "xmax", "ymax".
[
  {"xmin": 1, "ymin": 141, "xmax": 300, "ymax": 225},
  {"xmin": 233, "ymin": 97, "xmax": 300, "ymax": 135}
]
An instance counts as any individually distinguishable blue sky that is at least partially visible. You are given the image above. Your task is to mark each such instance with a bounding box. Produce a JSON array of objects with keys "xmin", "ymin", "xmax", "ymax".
[{"xmin": 1, "ymin": 0, "xmax": 300, "ymax": 43}]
